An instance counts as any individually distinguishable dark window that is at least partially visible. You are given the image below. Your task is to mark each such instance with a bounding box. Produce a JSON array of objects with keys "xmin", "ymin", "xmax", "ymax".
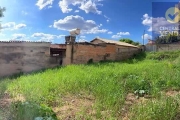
[{"xmin": 106, "ymin": 53, "xmax": 110, "ymax": 57}]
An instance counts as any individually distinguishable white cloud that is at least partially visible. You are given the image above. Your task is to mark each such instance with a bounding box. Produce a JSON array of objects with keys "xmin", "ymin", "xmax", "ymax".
[
  {"xmin": 112, "ymin": 32, "xmax": 130, "ymax": 39},
  {"xmin": 79, "ymin": 0, "xmax": 102, "ymax": 14},
  {"xmin": 99, "ymin": 24, "xmax": 102, "ymax": 27},
  {"xmin": 1, "ymin": 22, "xmax": 26, "ymax": 30},
  {"xmin": 108, "ymin": 31, "xmax": 112, "ymax": 34},
  {"xmin": 21, "ymin": 11, "xmax": 28, "ymax": 15},
  {"xmin": 142, "ymin": 14, "xmax": 152, "ymax": 26},
  {"xmin": 15, "ymin": 24, "xmax": 27, "ymax": 29},
  {"xmin": 78, "ymin": 35, "xmax": 87, "ymax": 42},
  {"xmin": 48, "ymin": 5, "xmax": 52, "ymax": 9},
  {"xmin": 32, "ymin": 32, "xmax": 65, "ymax": 42},
  {"xmin": 12, "ymin": 34, "xmax": 26, "ymax": 40},
  {"xmin": 142, "ymin": 13, "xmax": 173, "ymax": 32},
  {"xmin": 53, "ymin": 15, "xmax": 108, "ymax": 34},
  {"xmin": 0, "ymin": 33, "xmax": 5, "ymax": 37},
  {"xmin": 112, "ymin": 35, "xmax": 121, "ymax": 39},
  {"xmin": 1, "ymin": 22, "xmax": 15, "ymax": 29},
  {"xmin": 57, "ymin": 34, "xmax": 66, "ymax": 38},
  {"xmin": 85, "ymin": 27, "xmax": 107, "ymax": 34},
  {"xmin": 117, "ymin": 32, "xmax": 130, "ymax": 35},
  {"xmin": 80, "ymin": 35, "xmax": 86, "ymax": 39},
  {"xmin": 75, "ymin": 10, "xmax": 80, "ymax": 13},
  {"xmin": 142, "ymin": 34, "xmax": 152, "ymax": 40},
  {"xmin": 36, "ymin": 0, "xmax": 54, "ymax": 10},
  {"xmin": 142, "ymin": 14, "xmax": 153, "ymax": 32},
  {"xmin": 59, "ymin": 0, "xmax": 103, "ymax": 14},
  {"xmin": 104, "ymin": 15, "xmax": 110, "ymax": 22}
]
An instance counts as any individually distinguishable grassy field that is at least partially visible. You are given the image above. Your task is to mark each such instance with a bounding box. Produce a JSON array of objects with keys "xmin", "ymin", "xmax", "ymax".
[{"xmin": 1, "ymin": 51, "xmax": 180, "ymax": 119}]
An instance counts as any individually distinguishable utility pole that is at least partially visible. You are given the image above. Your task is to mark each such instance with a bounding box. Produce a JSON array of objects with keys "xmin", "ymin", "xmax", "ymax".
[{"xmin": 142, "ymin": 30, "xmax": 145, "ymax": 45}]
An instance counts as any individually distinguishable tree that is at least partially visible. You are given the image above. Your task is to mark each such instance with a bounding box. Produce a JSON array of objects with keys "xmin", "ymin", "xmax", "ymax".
[
  {"xmin": 0, "ymin": 7, "xmax": 6, "ymax": 30},
  {"xmin": 155, "ymin": 32, "xmax": 179, "ymax": 44},
  {"xmin": 0, "ymin": 7, "xmax": 6, "ymax": 18},
  {"xmin": 119, "ymin": 38, "xmax": 140, "ymax": 46}
]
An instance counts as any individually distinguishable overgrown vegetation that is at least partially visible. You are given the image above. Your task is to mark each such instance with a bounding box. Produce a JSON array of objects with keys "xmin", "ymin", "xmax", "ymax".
[
  {"xmin": 129, "ymin": 96, "xmax": 180, "ymax": 120},
  {"xmin": 155, "ymin": 32, "xmax": 180, "ymax": 44},
  {"xmin": 1, "ymin": 51, "xmax": 180, "ymax": 119},
  {"xmin": 119, "ymin": 38, "xmax": 140, "ymax": 46}
]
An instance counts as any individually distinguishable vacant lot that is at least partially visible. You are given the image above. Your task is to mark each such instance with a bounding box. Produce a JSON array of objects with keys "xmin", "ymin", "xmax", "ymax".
[{"xmin": 1, "ymin": 51, "xmax": 180, "ymax": 120}]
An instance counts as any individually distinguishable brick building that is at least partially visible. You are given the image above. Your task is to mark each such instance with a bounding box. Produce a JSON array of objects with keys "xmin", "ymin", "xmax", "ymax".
[
  {"xmin": 62, "ymin": 37, "xmax": 140, "ymax": 65},
  {"xmin": 0, "ymin": 37, "xmax": 140, "ymax": 77}
]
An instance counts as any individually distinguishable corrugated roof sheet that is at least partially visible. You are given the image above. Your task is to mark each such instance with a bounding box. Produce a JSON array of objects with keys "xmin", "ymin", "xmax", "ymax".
[{"xmin": 91, "ymin": 38, "xmax": 139, "ymax": 48}]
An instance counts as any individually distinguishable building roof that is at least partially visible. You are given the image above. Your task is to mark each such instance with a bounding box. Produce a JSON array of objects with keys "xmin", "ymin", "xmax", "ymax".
[
  {"xmin": 91, "ymin": 38, "xmax": 139, "ymax": 48},
  {"xmin": 50, "ymin": 44, "xmax": 66, "ymax": 49}
]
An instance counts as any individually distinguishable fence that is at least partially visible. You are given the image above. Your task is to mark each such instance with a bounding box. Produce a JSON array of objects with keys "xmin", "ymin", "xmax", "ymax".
[{"xmin": 145, "ymin": 44, "xmax": 180, "ymax": 52}]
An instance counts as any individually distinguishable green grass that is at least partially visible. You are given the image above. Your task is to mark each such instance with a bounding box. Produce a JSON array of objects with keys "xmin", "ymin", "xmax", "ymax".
[
  {"xmin": 1, "ymin": 51, "xmax": 180, "ymax": 119},
  {"xmin": 129, "ymin": 96, "xmax": 180, "ymax": 120}
]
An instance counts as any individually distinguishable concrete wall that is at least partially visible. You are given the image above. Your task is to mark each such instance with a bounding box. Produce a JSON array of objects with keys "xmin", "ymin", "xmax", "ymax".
[
  {"xmin": 157, "ymin": 44, "xmax": 180, "ymax": 51},
  {"xmin": 145, "ymin": 44, "xmax": 157, "ymax": 52},
  {"xmin": 145, "ymin": 44, "xmax": 180, "ymax": 52},
  {"xmin": 0, "ymin": 42, "xmax": 59, "ymax": 78}
]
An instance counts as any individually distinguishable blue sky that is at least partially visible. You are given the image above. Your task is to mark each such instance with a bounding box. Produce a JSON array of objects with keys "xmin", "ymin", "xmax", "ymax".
[{"xmin": 0, "ymin": 0, "xmax": 179, "ymax": 44}]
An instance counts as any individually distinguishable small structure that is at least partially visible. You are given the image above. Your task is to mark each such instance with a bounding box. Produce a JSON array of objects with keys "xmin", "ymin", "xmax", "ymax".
[
  {"xmin": 0, "ymin": 41, "xmax": 60, "ymax": 78},
  {"xmin": 147, "ymin": 39, "xmax": 156, "ymax": 45},
  {"xmin": 90, "ymin": 38, "xmax": 140, "ymax": 61},
  {"xmin": 90, "ymin": 38, "xmax": 139, "ymax": 48},
  {"xmin": 50, "ymin": 44, "xmax": 66, "ymax": 65},
  {"xmin": 65, "ymin": 36, "xmax": 76, "ymax": 44}
]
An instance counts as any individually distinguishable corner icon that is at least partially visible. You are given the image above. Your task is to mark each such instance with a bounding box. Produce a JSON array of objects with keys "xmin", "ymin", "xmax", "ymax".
[{"xmin": 165, "ymin": 7, "xmax": 180, "ymax": 23}]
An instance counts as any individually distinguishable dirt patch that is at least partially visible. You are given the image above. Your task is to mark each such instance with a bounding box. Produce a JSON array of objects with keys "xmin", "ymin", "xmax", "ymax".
[
  {"xmin": 53, "ymin": 94, "xmax": 95, "ymax": 120},
  {"xmin": 0, "ymin": 92, "xmax": 11, "ymax": 120},
  {"xmin": 121, "ymin": 93, "xmax": 149, "ymax": 120},
  {"xmin": 165, "ymin": 90, "xmax": 180, "ymax": 97}
]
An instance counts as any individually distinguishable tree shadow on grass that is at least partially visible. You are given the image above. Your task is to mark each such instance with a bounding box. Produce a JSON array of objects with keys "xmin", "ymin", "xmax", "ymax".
[
  {"xmin": 0, "ymin": 66, "xmax": 65, "ymax": 81},
  {"xmin": 122, "ymin": 52, "xmax": 147, "ymax": 64}
]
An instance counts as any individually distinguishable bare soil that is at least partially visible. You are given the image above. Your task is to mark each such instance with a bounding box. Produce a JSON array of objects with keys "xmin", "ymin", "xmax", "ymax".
[
  {"xmin": 0, "ymin": 93, "xmax": 11, "ymax": 120},
  {"xmin": 121, "ymin": 93, "xmax": 149, "ymax": 120},
  {"xmin": 53, "ymin": 94, "xmax": 95, "ymax": 120}
]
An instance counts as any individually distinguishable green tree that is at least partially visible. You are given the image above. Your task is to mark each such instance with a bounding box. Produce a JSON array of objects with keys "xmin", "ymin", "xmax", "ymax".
[
  {"xmin": 155, "ymin": 32, "xmax": 179, "ymax": 44},
  {"xmin": 0, "ymin": 7, "xmax": 6, "ymax": 30},
  {"xmin": 119, "ymin": 38, "xmax": 140, "ymax": 46},
  {"xmin": 0, "ymin": 7, "xmax": 5, "ymax": 18}
]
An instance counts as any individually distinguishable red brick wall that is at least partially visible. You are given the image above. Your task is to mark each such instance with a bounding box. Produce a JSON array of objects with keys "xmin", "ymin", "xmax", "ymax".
[
  {"xmin": 72, "ymin": 44, "xmax": 107, "ymax": 64},
  {"xmin": 115, "ymin": 46, "xmax": 140, "ymax": 60},
  {"xmin": 63, "ymin": 43, "xmax": 140, "ymax": 65}
]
